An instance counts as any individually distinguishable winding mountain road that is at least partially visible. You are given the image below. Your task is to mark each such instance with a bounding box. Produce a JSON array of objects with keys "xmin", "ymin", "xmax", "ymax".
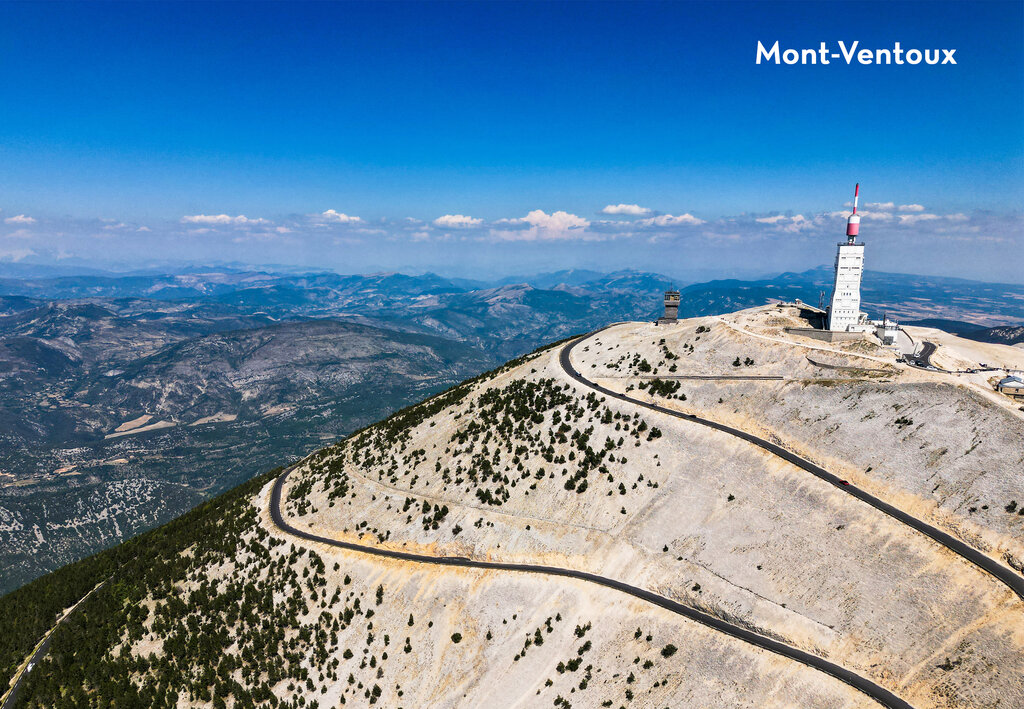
[
  {"xmin": 560, "ymin": 327, "xmax": 1024, "ymax": 601},
  {"xmin": 917, "ymin": 341, "xmax": 938, "ymax": 366},
  {"xmin": 270, "ymin": 465, "xmax": 912, "ymax": 708}
]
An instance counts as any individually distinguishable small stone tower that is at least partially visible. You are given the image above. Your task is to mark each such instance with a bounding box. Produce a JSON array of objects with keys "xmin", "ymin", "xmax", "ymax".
[{"xmin": 659, "ymin": 289, "xmax": 680, "ymax": 323}]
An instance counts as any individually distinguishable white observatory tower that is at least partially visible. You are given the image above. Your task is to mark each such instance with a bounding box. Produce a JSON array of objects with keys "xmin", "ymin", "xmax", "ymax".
[{"xmin": 827, "ymin": 184, "xmax": 866, "ymax": 332}]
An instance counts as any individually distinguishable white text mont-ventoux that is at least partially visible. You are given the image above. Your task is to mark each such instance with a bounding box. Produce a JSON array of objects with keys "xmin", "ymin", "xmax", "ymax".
[{"xmin": 756, "ymin": 41, "xmax": 956, "ymax": 66}]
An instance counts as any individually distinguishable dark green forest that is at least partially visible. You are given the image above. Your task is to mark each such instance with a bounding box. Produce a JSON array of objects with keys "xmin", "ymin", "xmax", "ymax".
[{"xmin": 0, "ymin": 466, "xmax": 283, "ymax": 707}]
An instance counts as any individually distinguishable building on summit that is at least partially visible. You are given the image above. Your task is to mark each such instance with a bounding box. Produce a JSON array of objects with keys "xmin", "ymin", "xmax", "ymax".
[
  {"xmin": 875, "ymin": 315, "xmax": 899, "ymax": 345},
  {"xmin": 824, "ymin": 184, "xmax": 903, "ymax": 345},
  {"xmin": 658, "ymin": 289, "xmax": 680, "ymax": 324},
  {"xmin": 996, "ymin": 375, "xmax": 1024, "ymax": 400},
  {"xmin": 827, "ymin": 184, "xmax": 869, "ymax": 333},
  {"xmin": 785, "ymin": 185, "xmax": 904, "ymax": 348}
]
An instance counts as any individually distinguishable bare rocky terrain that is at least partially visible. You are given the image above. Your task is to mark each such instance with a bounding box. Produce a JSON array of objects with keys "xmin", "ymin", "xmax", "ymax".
[{"xmin": 577, "ymin": 308, "xmax": 1024, "ymax": 570}]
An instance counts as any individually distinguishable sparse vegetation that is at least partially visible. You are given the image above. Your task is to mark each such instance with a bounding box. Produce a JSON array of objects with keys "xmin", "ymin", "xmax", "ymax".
[
  {"xmin": 640, "ymin": 378, "xmax": 685, "ymax": 400},
  {"xmin": 9, "ymin": 308, "xmax": 1020, "ymax": 709}
]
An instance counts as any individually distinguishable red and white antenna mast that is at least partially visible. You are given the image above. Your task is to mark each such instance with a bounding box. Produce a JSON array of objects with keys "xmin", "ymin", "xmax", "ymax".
[{"xmin": 846, "ymin": 183, "xmax": 860, "ymax": 243}]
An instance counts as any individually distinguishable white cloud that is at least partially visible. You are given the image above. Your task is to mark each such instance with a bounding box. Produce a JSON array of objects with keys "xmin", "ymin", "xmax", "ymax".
[
  {"xmin": 320, "ymin": 209, "xmax": 362, "ymax": 224},
  {"xmin": 4, "ymin": 214, "xmax": 36, "ymax": 224},
  {"xmin": 433, "ymin": 214, "xmax": 483, "ymax": 228},
  {"xmin": 637, "ymin": 213, "xmax": 705, "ymax": 227},
  {"xmin": 754, "ymin": 214, "xmax": 816, "ymax": 232},
  {"xmin": 491, "ymin": 210, "xmax": 590, "ymax": 241},
  {"xmin": 896, "ymin": 213, "xmax": 941, "ymax": 225},
  {"xmin": 829, "ymin": 209, "xmax": 894, "ymax": 221},
  {"xmin": 520, "ymin": 209, "xmax": 589, "ymax": 231},
  {"xmin": 601, "ymin": 203, "xmax": 651, "ymax": 216},
  {"xmin": 859, "ymin": 211, "xmax": 894, "ymax": 221},
  {"xmin": 852, "ymin": 201, "xmax": 930, "ymax": 215},
  {"xmin": 894, "ymin": 212, "xmax": 967, "ymax": 225},
  {"xmin": 181, "ymin": 214, "xmax": 269, "ymax": 226}
]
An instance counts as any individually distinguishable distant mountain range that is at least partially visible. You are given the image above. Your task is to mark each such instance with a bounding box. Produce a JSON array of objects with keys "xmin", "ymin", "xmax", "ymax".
[
  {"xmin": 1, "ymin": 265, "xmax": 1020, "ymax": 593},
  {"xmin": 0, "ymin": 300, "xmax": 492, "ymax": 594},
  {"xmin": 903, "ymin": 318, "xmax": 1024, "ymax": 346},
  {"xmin": 2, "ymin": 265, "xmax": 1019, "ymax": 324}
]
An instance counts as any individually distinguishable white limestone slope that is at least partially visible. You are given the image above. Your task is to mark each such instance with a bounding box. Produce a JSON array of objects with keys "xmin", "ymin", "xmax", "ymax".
[{"xmin": 275, "ymin": 305, "xmax": 1024, "ymax": 709}]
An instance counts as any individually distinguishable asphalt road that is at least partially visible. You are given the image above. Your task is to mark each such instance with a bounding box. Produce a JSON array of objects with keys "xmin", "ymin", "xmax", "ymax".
[
  {"xmin": 905, "ymin": 341, "xmax": 941, "ymax": 371},
  {"xmin": 918, "ymin": 341, "xmax": 938, "ymax": 366},
  {"xmin": 561, "ymin": 328, "xmax": 1024, "ymax": 601},
  {"xmin": 1, "ymin": 580, "xmax": 107, "ymax": 709},
  {"xmin": 270, "ymin": 466, "xmax": 913, "ymax": 708}
]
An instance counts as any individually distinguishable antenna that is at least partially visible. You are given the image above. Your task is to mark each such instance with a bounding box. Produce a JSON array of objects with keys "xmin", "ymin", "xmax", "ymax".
[{"xmin": 846, "ymin": 183, "xmax": 861, "ymax": 243}]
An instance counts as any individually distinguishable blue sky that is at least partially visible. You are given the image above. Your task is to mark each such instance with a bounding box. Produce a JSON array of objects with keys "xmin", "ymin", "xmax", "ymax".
[{"xmin": 0, "ymin": 1, "xmax": 1021, "ymax": 282}]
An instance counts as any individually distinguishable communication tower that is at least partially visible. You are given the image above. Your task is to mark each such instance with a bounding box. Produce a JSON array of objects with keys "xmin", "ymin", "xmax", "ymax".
[{"xmin": 827, "ymin": 184, "xmax": 866, "ymax": 332}]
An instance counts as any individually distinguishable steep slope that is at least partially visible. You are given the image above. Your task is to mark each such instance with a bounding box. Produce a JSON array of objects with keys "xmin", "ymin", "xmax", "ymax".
[
  {"xmin": 4, "ymin": 307, "xmax": 1022, "ymax": 708},
  {"xmin": 2, "ymin": 466, "xmax": 873, "ymax": 709}
]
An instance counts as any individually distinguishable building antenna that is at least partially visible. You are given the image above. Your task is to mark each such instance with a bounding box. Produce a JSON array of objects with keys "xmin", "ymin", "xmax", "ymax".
[{"xmin": 846, "ymin": 183, "xmax": 860, "ymax": 244}]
